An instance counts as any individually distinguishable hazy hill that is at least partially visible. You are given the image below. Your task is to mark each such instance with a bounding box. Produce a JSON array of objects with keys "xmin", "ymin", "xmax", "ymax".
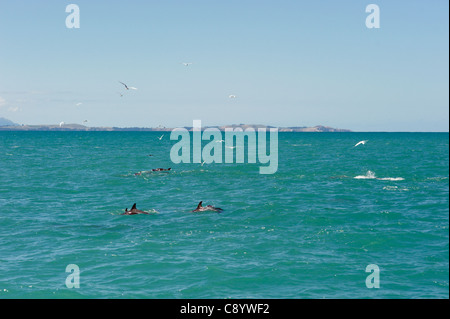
[{"xmin": 0, "ymin": 117, "xmax": 19, "ymax": 126}]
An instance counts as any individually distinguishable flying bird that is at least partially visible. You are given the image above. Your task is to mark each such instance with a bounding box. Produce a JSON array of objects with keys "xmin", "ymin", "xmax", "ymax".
[
  {"xmin": 228, "ymin": 95, "xmax": 236, "ymax": 99},
  {"xmin": 59, "ymin": 122, "xmax": 64, "ymax": 127},
  {"xmin": 182, "ymin": 62, "xmax": 193, "ymax": 66},
  {"xmin": 354, "ymin": 140, "xmax": 368, "ymax": 147},
  {"xmin": 157, "ymin": 134, "xmax": 164, "ymax": 140},
  {"xmin": 119, "ymin": 81, "xmax": 138, "ymax": 90},
  {"xmin": 75, "ymin": 102, "xmax": 82, "ymax": 106}
]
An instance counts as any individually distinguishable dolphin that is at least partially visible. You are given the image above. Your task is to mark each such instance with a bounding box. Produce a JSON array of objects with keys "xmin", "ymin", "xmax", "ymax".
[
  {"xmin": 192, "ymin": 201, "xmax": 223, "ymax": 213},
  {"xmin": 122, "ymin": 203, "xmax": 149, "ymax": 215}
]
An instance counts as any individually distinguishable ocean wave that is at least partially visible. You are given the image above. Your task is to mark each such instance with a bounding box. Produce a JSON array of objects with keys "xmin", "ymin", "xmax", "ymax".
[
  {"xmin": 354, "ymin": 170, "xmax": 377, "ymax": 179},
  {"xmin": 426, "ymin": 177, "xmax": 449, "ymax": 181},
  {"xmin": 354, "ymin": 171, "xmax": 404, "ymax": 181},
  {"xmin": 383, "ymin": 186, "xmax": 409, "ymax": 191}
]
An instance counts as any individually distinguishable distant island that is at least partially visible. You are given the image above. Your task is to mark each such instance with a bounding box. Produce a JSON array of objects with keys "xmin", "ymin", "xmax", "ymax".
[{"xmin": 0, "ymin": 121, "xmax": 351, "ymax": 132}]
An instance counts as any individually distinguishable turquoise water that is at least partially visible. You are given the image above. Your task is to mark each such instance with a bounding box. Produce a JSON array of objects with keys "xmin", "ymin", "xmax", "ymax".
[{"xmin": 0, "ymin": 132, "xmax": 448, "ymax": 299}]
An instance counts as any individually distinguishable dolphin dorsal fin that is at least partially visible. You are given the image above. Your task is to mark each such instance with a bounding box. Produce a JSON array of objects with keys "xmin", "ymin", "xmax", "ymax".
[
  {"xmin": 196, "ymin": 201, "xmax": 203, "ymax": 210},
  {"xmin": 131, "ymin": 203, "xmax": 137, "ymax": 210}
]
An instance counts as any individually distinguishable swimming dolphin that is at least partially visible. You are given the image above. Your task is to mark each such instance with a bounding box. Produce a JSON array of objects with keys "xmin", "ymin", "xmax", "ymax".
[
  {"xmin": 192, "ymin": 201, "xmax": 223, "ymax": 213},
  {"xmin": 122, "ymin": 203, "xmax": 149, "ymax": 215}
]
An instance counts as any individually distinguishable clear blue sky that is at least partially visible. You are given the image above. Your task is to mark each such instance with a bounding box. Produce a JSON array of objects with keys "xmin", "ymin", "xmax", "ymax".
[{"xmin": 0, "ymin": 0, "xmax": 448, "ymax": 131}]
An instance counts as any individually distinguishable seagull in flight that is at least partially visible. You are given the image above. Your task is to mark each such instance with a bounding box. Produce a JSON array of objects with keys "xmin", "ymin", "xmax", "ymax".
[
  {"xmin": 75, "ymin": 102, "xmax": 82, "ymax": 106},
  {"xmin": 157, "ymin": 134, "xmax": 164, "ymax": 140},
  {"xmin": 354, "ymin": 140, "xmax": 368, "ymax": 147},
  {"xmin": 182, "ymin": 62, "xmax": 193, "ymax": 66},
  {"xmin": 229, "ymin": 95, "xmax": 236, "ymax": 99},
  {"xmin": 119, "ymin": 81, "xmax": 138, "ymax": 90},
  {"xmin": 59, "ymin": 121, "xmax": 64, "ymax": 127}
]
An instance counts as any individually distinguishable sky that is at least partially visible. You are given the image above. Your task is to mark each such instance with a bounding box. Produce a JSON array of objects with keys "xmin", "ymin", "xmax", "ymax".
[{"xmin": 0, "ymin": 0, "xmax": 448, "ymax": 131}]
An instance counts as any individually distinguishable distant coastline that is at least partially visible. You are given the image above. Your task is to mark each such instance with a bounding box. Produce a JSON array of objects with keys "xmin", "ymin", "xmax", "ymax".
[{"xmin": 0, "ymin": 123, "xmax": 352, "ymax": 132}]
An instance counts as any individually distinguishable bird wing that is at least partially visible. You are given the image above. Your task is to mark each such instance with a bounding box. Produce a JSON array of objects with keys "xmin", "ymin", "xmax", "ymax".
[
  {"xmin": 119, "ymin": 81, "xmax": 128, "ymax": 89},
  {"xmin": 354, "ymin": 140, "xmax": 367, "ymax": 147}
]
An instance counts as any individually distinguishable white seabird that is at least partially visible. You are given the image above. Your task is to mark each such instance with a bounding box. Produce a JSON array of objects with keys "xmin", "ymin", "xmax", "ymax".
[
  {"xmin": 119, "ymin": 81, "xmax": 138, "ymax": 90},
  {"xmin": 354, "ymin": 140, "xmax": 368, "ymax": 147}
]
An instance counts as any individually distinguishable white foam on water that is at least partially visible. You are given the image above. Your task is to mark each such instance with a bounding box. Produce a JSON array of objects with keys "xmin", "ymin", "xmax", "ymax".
[
  {"xmin": 354, "ymin": 171, "xmax": 405, "ymax": 181},
  {"xmin": 383, "ymin": 185, "xmax": 410, "ymax": 191},
  {"xmin": 354, "ymin": 170, "xmax": 377, "ymax": 179}
]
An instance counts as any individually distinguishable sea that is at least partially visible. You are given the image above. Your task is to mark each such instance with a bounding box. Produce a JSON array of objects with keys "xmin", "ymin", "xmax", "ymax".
[{"xmin": 0, "ymin": 131, "xmax": 448, "ymax": 299}]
